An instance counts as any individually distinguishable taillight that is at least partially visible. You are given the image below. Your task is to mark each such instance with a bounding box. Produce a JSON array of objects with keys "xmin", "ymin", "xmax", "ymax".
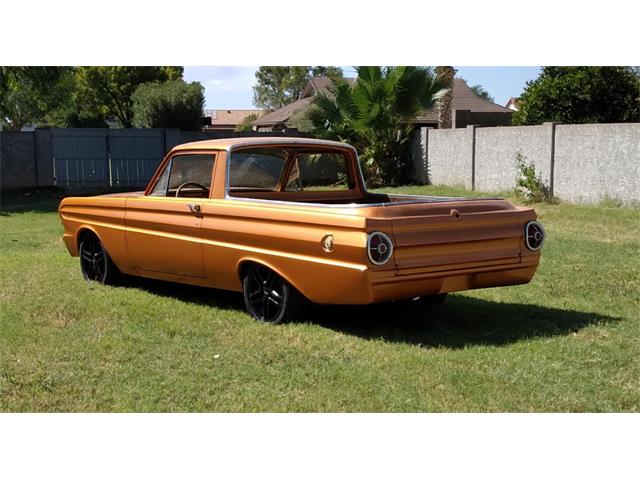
[
  {"xmin": 367, "ymin": 232, "xmax": 394, "ymax": 265},
  {"xmin": 525, "ymin": 221, "xmax": 546, "ymax": 251}
]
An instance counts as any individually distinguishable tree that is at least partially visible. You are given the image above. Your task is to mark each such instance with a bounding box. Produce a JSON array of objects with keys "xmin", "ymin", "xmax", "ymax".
[
  {"xmin": 303, "ymin": 66, "xmax": 448, "ymax": 186},
  {"xmin": 0, "ymin": 67, "xmax": 74, "ymax": 131},
  {"xmin": 435, "ymin": 66, "xmax": 455, "ymax": 128},
  {"xmin": 252, "ymin": 66, "xmax": 343, "ymax": 110},
  {"xmin": 234, "ymin": 113, "xmax": 259, "ymax": 132},
  {"xmin": 75, "ymin": 67, "xmax": 183, "ymax": 127},
  {"xmin": 310, "ymin": 66, "xmax": 344, "ymax": 81},
  {"xmin": 513, "ymin": 67, "xmax": 640, "ymax": 125},
  {"xmin": 132, "ymin": 80, "xmax": 204, "ymax": 130},
  {"xmin": 43, "ymin": 70, "xmax": 109, "ymax": 128},
  {"xmin": 469, "ymin": 83, "xmax": 495, "ymax": 103}
]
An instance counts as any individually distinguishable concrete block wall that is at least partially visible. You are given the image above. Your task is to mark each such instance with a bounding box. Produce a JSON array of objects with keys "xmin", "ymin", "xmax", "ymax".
[
  {"xmin": 475, "ymin": 123, "xmax": 553, "ymax": 193},
  {"xmin": 413, "ymin": 122, "xmax": 640, "ymax": 205},
  {"xmin": 554, "ymin": 123, "xmax": 640, "ymax": 204},
  {"xmin": 427, "ymin": 126, "xmax": 474, "ymax": 189}
]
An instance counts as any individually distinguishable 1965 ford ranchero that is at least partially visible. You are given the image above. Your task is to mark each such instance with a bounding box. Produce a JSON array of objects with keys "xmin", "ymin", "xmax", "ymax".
[{"xmin": 59, "ymin": 137, "xmax": 545, "ymax": 323}]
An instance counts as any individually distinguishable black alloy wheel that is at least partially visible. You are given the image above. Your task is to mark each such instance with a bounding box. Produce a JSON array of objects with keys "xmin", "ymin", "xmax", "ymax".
[
  {"xmin": 79, "ymin": 233, "xmax": 118, "ymax": 284},
  {"xmin": 242, "ymin": 264, "xmax": 301, "ymax": 324}
]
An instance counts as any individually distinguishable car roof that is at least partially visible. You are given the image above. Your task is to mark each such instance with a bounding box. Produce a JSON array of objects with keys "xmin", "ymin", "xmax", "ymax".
[{"xmin": 171, "ymin": 136, "xmax": 353, "ymax": 152}]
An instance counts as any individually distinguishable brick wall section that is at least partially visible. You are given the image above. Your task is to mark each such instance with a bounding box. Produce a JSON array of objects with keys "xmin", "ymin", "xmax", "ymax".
[
  {"xmin": 34, "ymin": 128, "xmax": 54, "ymax": 187},
  {"xmin": 1, "ymin": 132, "xmax": 37, "ymax": 191}
]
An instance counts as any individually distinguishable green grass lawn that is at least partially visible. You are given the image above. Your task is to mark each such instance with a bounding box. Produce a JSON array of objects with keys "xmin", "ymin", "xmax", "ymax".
[{"xmin": 1, "ymin": 187, "xmax": 639, "ymax": 412}]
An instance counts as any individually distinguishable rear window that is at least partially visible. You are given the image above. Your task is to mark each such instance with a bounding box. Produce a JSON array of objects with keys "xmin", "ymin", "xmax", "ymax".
[
  {"xmin": 228, "ymin": 149, "xmax": 287, "ymax": 191},
  {"xmin": 285, "ymin": 153, "xmax": 352, "ymax": 191}
]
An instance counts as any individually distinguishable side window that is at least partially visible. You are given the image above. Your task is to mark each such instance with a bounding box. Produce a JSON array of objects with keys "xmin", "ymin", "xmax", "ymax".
[
  {"xmin": 229, "ymin": 149, "xmax": 287, "ymax": 191},
  {"xmin": 285, "ymin": 153, "xmax": 352, "ymax": 191},
  {"xmin": 150, "ymin": 154, "xmax": 215, "ymax": 198}
]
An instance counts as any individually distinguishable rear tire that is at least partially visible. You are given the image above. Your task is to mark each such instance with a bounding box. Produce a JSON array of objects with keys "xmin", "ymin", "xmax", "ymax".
[
  {"xmin": 242, "ymin": 264, "xmax": 303, "ymax": 324},
  {"xmin": 79, "ymin": 232, "xmax": 119, "ymax": 285}
]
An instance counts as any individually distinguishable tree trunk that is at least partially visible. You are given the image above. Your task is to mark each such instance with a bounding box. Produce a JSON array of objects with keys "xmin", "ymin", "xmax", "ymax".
[{"xmin": 435, "ymin": 66, "xmax": 456, "ymax": 129}]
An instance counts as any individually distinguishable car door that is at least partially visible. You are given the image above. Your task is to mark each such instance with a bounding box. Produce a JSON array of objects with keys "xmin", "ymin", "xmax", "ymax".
[{"xmin": 125, "ymin": 152, "xmax": 216, "ymax": 278}]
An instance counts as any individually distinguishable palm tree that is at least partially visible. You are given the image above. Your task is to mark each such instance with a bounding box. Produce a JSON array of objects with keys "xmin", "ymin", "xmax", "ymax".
[
  {"xmin": 435, "ymin": 66, "xmax": 456, "ymax": 129},
  {"xmin": 302, "ymin": 66, "xmax": 448, "ymax": 186}
]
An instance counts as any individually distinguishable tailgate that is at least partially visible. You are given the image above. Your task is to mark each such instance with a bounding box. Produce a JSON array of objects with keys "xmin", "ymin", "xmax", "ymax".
[{"xmin": 391, "ymin": 209, "xmax": 522, "ymax": 275}]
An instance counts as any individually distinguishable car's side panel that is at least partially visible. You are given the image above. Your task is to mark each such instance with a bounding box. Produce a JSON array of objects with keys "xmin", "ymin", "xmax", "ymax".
[
  {"xmin": 199, "ymin": 199, "xmax": 378, "ymax": 303},
  {"xmin": 58, "ymin": 197, "xmax": 134, "ymax": 273},
  {"xmin": 124, "ymin": 196, "xmax": 206, "ymax": 277}
]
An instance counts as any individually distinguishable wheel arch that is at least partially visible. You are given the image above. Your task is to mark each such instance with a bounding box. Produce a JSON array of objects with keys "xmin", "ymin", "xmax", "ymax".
[
  {"xmin": 76, "ymin": 226, "xmax": 102, "ymax": 251},
  {"xmin": 236, "ymin": 258, "xmax": 308, "ymax": 301},
  {"xmin": 76, "ymin": 226, "xmax": 120, "ymax": 271}
]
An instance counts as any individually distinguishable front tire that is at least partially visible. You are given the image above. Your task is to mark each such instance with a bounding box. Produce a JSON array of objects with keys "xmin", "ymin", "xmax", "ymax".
[
  {"xmin": 79, "ymin": 233, "xmax": 119, "ymax": 285},
  {"xmin": 242, "ymin": 264, "xmax": 302, "ymax": 324}
]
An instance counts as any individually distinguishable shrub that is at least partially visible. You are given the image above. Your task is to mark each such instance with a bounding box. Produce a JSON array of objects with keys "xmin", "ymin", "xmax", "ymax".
[
  {"xmin": 515, "ymin": 152, "xmax": 547, "ymax": 203},
  {"xmin": 132, "ymin": 80, "xmax": 204, "ymax": 130}
]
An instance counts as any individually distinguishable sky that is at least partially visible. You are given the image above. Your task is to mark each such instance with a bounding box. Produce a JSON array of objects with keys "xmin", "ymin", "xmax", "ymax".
[{"xmin": 183, "ymin": 66, "xmax": 542, "ymax": 110}]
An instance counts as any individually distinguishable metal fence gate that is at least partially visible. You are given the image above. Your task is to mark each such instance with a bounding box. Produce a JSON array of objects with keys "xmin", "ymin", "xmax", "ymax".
[
  {"xmin": 109, "ymin": 129, "xmax": 165, "ymax": 189},
  {"xmin": 52, "ymin": 129, "xmax": 109, "ymax": 188},
  {"xmin": 52, "ymin": 128, "xmax": 165, "ymax": 189}
]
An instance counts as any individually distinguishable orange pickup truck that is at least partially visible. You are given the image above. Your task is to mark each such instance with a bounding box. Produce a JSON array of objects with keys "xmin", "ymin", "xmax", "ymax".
[{"xmin": 59, "ymin": 137, "xmax": 545, "ymax": 323}]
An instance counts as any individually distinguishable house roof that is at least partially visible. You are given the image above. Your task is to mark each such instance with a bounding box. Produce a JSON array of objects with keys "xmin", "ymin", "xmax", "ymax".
[
  {"xmin": 505, "ymin": 97, "xmax": 520, "ymax": 110},
  {"xmin": 251, "ymin": 97, "xmax": 314, "ymax": 126},
  {"xmin": 205, "ymin": 109, "xmax": 264, "ymax": 126},
  {"xmin": 253, "ymin": 77, "xmax": 355, "ymax": 127},
  {"xmin": 253, "ymin": 77, "xmax": 511, "ymax": 128},
  {"xmin": 301, "ymin": 76, "xmax": 356, "ymax": 98},
  {"xmin": 414, "ymin": 79, "xmax": 512, "ymax": 123}
]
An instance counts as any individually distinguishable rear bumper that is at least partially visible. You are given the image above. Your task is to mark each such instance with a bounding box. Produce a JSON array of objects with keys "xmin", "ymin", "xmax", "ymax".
[{"xmin": 365, "ymin": 258, "xmax": 540, "ymax": 303}]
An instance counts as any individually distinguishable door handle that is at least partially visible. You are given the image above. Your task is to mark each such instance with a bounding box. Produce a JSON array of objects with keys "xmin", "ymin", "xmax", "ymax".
[{"xmin": 186, "ymin": 203, "xmax": 201, "ymax": 214}]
